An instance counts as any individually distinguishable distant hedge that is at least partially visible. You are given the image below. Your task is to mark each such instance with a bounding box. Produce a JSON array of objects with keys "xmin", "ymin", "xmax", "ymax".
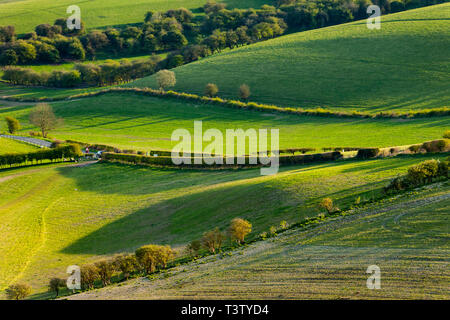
[
  {"xmin": 0, "ymin": 144, "xmax": 81, "ymax": 168},
  {"xmin": 2, "ymin": 87, "xmax": 448, "ymax": 119},
  {"xmin": 102, "ymin": 150, "xmax": 343, "ymax": 168},
  {"xmin": 356, "ymin": 148, "xmax": 380, "ymax": 159}
]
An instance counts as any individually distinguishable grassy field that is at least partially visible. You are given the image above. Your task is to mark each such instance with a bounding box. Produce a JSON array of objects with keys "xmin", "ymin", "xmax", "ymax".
[
  {"xmin": 0, "ymin": 137, "xmax": 39, "ymax": 154},
  {"xmin": 0, "ymin": 93, "xmax": 448, "ymax": 152},
  {"xmin": 0, "ymin": 0, "xmax": 271, "ymax": 34},
  {"xmin": 67, "ymin": 183, "xmax": 450, "ymax": 300},
  {"xmin": 0, "ymin": 153, "xmax": 446, "ymax": 296},
  {"xmin": 131, "ymin": 4, "xmax": 450, "ymax": 113}
]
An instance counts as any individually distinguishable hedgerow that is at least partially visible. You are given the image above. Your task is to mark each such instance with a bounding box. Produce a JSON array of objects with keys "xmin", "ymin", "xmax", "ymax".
[
  {"xmin": 2, "ymin": 87, "xmax": 448, "ymax": 119},
  {"xmin": 0, "ymin": 144, "xmax": 81, "ymax": 168}
]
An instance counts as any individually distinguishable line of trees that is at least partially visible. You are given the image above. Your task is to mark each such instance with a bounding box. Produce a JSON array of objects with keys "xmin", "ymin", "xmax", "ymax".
[
  {"xmin": 41, "ymin": 218, "xmax": 252, "ymax": 298},
  {"xmin": 0, "ymin": 144, "xmax": 82, "ymax": 168}
]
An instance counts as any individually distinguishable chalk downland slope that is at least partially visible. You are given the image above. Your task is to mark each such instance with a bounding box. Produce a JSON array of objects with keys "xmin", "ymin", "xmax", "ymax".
[
  {"xmin": 67, "ymin": 183, "xmax": 450, "ymax": 300},
  {"xmin": 0, "ymin": 155, "xmax": 446, "ymax": 295},
  {"xmin": 131, "ymin": 4, "xmax": 450, "ymax": 113}
]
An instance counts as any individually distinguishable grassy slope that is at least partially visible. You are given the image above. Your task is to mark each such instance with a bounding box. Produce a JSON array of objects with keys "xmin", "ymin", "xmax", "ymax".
[
  {"xmin": 0, "ymin": 137, "xmax": 39, "ymax": 154},
  {"xmin": 1, "ymin": 93, "xmax": 448, "ymax": 151},
  {"xmin": 68, "ymin": 183, "xmax": 450, "ymax": 300},
  {"xmin": 131, "ymin": 4, "xmax": 450, "ymax": 113},
  {"xmin": 0, "ymin": 154, "xmax": 445, "ymax": 295},
  {"xmin": 0, "ymin": 0, "xmax": 271, "ymax": 34}
]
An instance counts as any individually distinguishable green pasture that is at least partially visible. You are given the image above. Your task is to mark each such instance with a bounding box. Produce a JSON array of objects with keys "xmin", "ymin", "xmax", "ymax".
[
  {"xmin": 0, "ymin": 153, "xmax": 446, "ymax": 295},
  {"xmin": 0, "ymin": 93, "xmax": 447, "ymax": 152}
]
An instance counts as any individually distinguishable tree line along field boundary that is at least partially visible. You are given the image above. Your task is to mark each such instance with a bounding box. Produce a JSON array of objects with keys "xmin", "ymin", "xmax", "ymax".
[{"xmin": 1, "ymin": 87, "xmax": 449, "ymax": 119}]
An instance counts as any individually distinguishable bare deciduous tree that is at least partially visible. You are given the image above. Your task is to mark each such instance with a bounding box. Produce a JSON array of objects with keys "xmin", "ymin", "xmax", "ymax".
[{"xmin": 29, "ymin": 103, "xmax": 62, "ymax": 138}]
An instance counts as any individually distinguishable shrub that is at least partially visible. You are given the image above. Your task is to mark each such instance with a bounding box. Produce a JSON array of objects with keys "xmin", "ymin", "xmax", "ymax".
[
  {"xmin": 239, "ymin": 84, "xmax": 251, "ymax": 100},
  {"xmin": 80, "ymin": 264, "xmax": 99, "ymax": 290},
  {"xmin": 385, "ymin": 159, "xmax": 448, "ymax": 193},
  {"xmin": 156, "ymin": 69, "xmax": 176, "ymax": 91},
  {"xmin": 201, "ymin": 228, "xmax": 225, "ymax": 253},
  {"xmin": 114, "ymin": 254, "xmax": 139, "ymax": 280},
  {"xmin": 269, "ymin": 226, "xmax": 277, "ymax": 236},
  {"xmin": 48, "ymin": 278, "xmax": 66, "ymax": 297},
  {"xmin": 135, "ymin": 244, "xmax": 175, "ymax": 274},
  {"xmin": 0, "ymin": 49, "xmax": 18, "ymax": 65},
  {"xmin": 95, "ymin": 259, "xmax": 117, "ymax": 287},
  {"xmin": 421, "ymin": 139, "xmax": 449, "ymax": 153},
  {"xmin": 444, "ymin": 130, "xmax": 450, "ymax": 139},
  {"xmin": 279, "ymin": 220, "xmax": 289, "ymax": 230},
  {"xmin": 406, "ymin": 159, "xmax": 439, "ymax": 185},
  {"xmin": 5, "ymin": 116, "xmax": 20, "ymax": 134},
  {"xmin": 408, "ymin": 144, "xmax": 421, "ymax": 153},
  {"xmin": 356, "ymin": 148, "xmax": 379, "ymax": 159},
  {"xmin": 228, "ymin": 218, "xmax": 252, "ymax": 244},
  {"xmin": 6, "ymin": 283, "xmax": 32, "ymax": 300},
  {"xmin": 319, "ymin": 198, "xmax": 334, "ymax": 214},
  {"xmin": 186, "ymin": 240, "xmax": 202, "ymax": 257},
  {"xmin": 205, "ymin": 83, "xmax": 219, "ymax": 97}
]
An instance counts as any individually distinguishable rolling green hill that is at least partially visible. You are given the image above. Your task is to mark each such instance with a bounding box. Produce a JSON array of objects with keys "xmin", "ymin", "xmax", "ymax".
[
  {"xmin": 1, "ymin": 93, "xmax": 448, "ymax": 151},
  {"xmin": 67, "ymin": 183, "xmax": 450, "ymax": 300},
  {"xmin": 0, "ymin": 0, "xmax": 271, "ymax": 34},
  {"xmin": 131, "ymin": 4, "xmax": 450, "ymax": 113},
  {"xmin": 0, "ymin": 154, "xmax": 445, "ymax": 295}
]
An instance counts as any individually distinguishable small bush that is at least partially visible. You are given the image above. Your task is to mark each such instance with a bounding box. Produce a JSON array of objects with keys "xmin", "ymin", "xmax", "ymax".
[
  {"xmin": 228, "ymin": 218, "xmax": 252, "ymax": 244},
  {"xmin": 135, "ymin": 244, "xmax": 175, "ymax": 274},
  {"xmin": 279, "ymin": 220, "xmax": 289, "ymax": 230},
  {"xmin": 319, "ymin": 198, "xmax": 334, "ymax": 214},
  {"xmin": 114, "ymin": 254, "xmax": 139, "ymax": 280},
  {"xmin": 48, "ymin": 278, "xmax": 66, "ymax": 297},
  {"xmin": 186, "ymin": 240, "xmax": 202, "ymax": 257},
  {"xmin": 443, "ymin": 130, "xmax": 450, "ymax": 139},
  {"xmin": 408, "ymin": 144, "xmax": 421, "ymax": 153},
  {"xmin": 80, "ymin": 264, "xmax": 99, "ymax": 290},
  {"xmin": 95, "ymin": 259, "xmax": 117, "ymax": 287},
  {"xmin": 385, "ymin": 159, "xmax": 448, "ymax": 192},
  {"xmin": 421, "ymin": 139, "xmax": 449, "ymax": 153},
  {"xmin": 269, "ymin": 226, "xmax": 277, "ymax": 236},
  {"xmin": 205, "ymin": 83, "xmax": 219, "ymax": 97},
  {"xmin": 6, "ymin": 283, "xmax": 32, "ymax": 300},
  {"xmin": 239, "ymin": 84, "xmax": 251, "ymax": 100},
  {"xmin": 5, "ymin": 116, "xmax": 20, "ymax": 134},
  {"xmin": 356, "ymin": 148, "xmax": 379, "ymax": 159},
  {"xmin": 201, "ymin": 228, "xmax": 225, "ymax": 253}
]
